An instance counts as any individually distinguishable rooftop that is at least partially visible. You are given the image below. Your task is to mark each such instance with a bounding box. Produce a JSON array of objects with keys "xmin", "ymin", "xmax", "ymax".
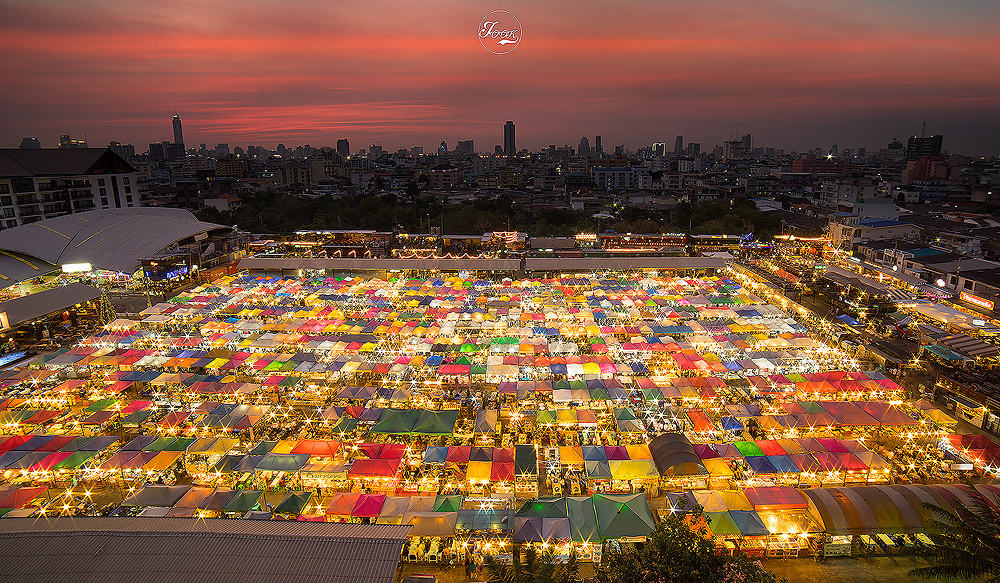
[
  {"xmin": 0, "ymin": 517, "xmax": 409, "ymax": 583},
  {"xmin": 0, "ymin": 208, "xmax": 229, "ymax": 277}
]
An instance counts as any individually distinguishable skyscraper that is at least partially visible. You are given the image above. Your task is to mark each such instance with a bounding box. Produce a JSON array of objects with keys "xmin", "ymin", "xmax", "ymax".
[
  {"xmin": 503, "ymin": 121, "xmax": 515, "ymax": 158},
  {"xmin": 674, "ymin": 136, "xmax": 683, "ymax": 154},
  {"xmin": 595, "ymin": 136, "xmax": 602, "ymax": 156},
  {"xmin": 579, "ymin": 136, "xmax": 590, "ymax": 157},
  {"xmin": 337, "ymin": 139, "xmax": 350, "ymax": 159},
  {"xmin": 172, "ymin": 114, "xmax": 184, "ymax": 148},
  {"xmin": 58, "ymin": 134, "xmax": 86, "ymax": 148},
  {"xmin": 906, "ymin": 135, "xmax": 943, "ymax": 161}
]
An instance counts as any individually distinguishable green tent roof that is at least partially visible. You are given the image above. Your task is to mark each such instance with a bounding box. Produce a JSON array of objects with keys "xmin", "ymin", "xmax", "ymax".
[
  {"xmin": 705, "ymin": 511, "xmax": 741, "ymax": 535},
  {"xmin": 516, "ymin": 497, "xmax": 568, "ymax": 518},
  {"xmin": 594, "ymin": 493, "xmax": 656, "ymax": 539},
  {"xmin": 54, "ymin": 450, "xmax": 97, "ymax": 469},
  {"xmin": 433, "ymin": 494, "xmax": 463, "ymax": 513},
  {"xmin": 222, "ymin": 490, "xmax": 263, "ymax": 513},
  {"xmin": 255, "ymin": 453, "xmax": 309, "ymax": 472},
  {"xmin": 733, "ymin": 441, "xmax": 765, "ymax": 457},
  {"xmin": 274, "ymin": 491, "xmax": 313, "ymax": 514},
  {"xmin": 567, "ymin": 496, "xmax": 601, "ymax": 543}
]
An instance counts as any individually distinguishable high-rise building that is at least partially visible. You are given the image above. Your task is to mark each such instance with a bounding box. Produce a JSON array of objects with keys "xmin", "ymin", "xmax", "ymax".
[
  {"xmin": 456, "ymin": 140, "xmax": 474, "ymax": 155},
  {"xmin": 579, "ymin": 136, "xmax": 590, "ymax": 157},
  {"xmin": 59, "ymin": 134, "xmax": 87, "ymax": 148},
  {"xmin": 148, "ymin": 141, "xmax": 184, "ymax": 162},
  {"xmin": 674, "ymin": 136, "xmax": 683, "ymax": 154},
  {"xmin": 337, "ymin": 139, "xmax": 350, "ymax": 159},
  {"xmin": 439, "ymin": 141, "xmax": 448, "ymax": 155},
  {"xmin": 108, "ymin": 141, "xmax": 135, "ymax": 160},
  {"xmin": 503, "ymin": 121, "xmax": 515, "ymax": 157},
  {"xmin": 0, "ymin": 147, "xmax": 143, "ymax": 223},
  {"xmin": 595, "ymin": 136, "xmax": 602, "ymax": 156},
  {"xmin": 172, "ymin": 114, "xmax": 184, "ymax": 148},
  {"xmin": 19, "ymin": 138, "xmax": 40, "ymax": 149},
  {"xmin": 906, "ymin": 135, "xmax": 943, "ymax": 161},
  {"xmin": 652, "ymin": 143, "xmax": 666, "ymax": 157},
  {"xmin": 741, "ymin": 134, "xmax": 752, "ymax": 150}
]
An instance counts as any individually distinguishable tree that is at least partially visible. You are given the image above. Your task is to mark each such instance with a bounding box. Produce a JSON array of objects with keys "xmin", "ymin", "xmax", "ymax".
[
  {"xmin": 483, "ymin": 545, "xmax": 581, "ymax": 583},
  {"xmin": 910, "ymin": 483, "xmax": 1000, "ymax": 581},
  {"xmin": 595, "ymin": 504, "xmax": 782, "ymax": 583}
]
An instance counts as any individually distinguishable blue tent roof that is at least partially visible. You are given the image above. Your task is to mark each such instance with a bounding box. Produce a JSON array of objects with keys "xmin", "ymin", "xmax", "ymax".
[
  {"xmin": 720, "ymin": 416, "xmax": 744, "ymax": 431},
  {"xmin": 745, "ymin": 456, "xmax": 779, "ymax": 474},
  {"xmin": 766, "ymin": 455, "xmax": 801, "ymax": 473},
  {"xmin": 836, "ymin": 314, "xmax": 861, "ymax": 326}
]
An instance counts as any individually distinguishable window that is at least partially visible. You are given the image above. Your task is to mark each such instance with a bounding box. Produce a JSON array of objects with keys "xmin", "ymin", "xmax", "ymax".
[
  {"xmin": 964, "ymin": 280, "xmax": 973, "ymax": 289},
  {"xmin": 7, "ymin": 220, "xmax": 18, "ymax": 228},
  {"xmin": 99, "ymin": 188, "xmax": 106, "ymax": 196},
  {"xmin": 2, "ymin": 209, "xmax": 12, "ymax": 218},
  {"xmin": 123, "ymin": 177, "xmax": 130, "ymax": 185},
  {"xmin": 124, "ymin": 186, "xmax": 131, "ymax": 194},
  {"xmin": 0, "ymin": 196, "xmax": 10, "ymax": 206},
  {"xmin": 101, "ymin": 197, "xmax": 108, "ymax": 206},
  {"xmin": 98, "ymin": 178, "xmax": 105, "ymax": 186},
  {"xmin": 0, "ymin": 184, "xmax": 8, "ymax": 194},
  {"xmin": 125, "ymin": 195, "xmax": 132, "ymax": 203},
  {"xmin": 10, "ymin": 178, "xmax": 33, "ymax": 193}
]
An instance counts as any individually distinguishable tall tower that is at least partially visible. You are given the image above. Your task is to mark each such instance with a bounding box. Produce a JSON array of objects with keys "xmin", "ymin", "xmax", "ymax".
[
  {"xmin": 172, "ymin": 114, "xmax": 184, "ymax": 148},
  {"xmin": 595, "ymin": 136, "xmax": 602, "ymax": 156},
  {"xmin": 504, "ymin": 121, "xmax": 515, "ymax": 158},
  {"xmin": 674, "ymin": 136, "xmax": 683, "ymax": 154}
]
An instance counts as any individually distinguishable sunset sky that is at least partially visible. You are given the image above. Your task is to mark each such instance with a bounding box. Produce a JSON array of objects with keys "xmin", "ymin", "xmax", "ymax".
[{"xmin": 2, "ymin": 0, "xmax": 999, "ymax": 155}]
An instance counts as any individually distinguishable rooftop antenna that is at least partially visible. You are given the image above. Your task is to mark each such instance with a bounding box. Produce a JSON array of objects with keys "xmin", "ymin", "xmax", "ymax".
[
  {"xmin": 893, "ymin": 122, "xmax": 902, "ymax": 140},
  {"xmin": 921, "ymin": 121, "xmax": 926, "ymax": 138}
]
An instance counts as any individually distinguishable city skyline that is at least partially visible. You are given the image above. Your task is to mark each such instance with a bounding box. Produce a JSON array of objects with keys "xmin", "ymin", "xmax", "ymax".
[{"xmin": 2, "ymin": 0, "xmax": 1000, "ymax": 155}]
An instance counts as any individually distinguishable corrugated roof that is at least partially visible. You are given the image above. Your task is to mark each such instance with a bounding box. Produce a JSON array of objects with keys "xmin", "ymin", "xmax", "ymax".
[
  {"xmin": 0, "ymin": 518, "xmax": 410, "ymax": 583},
  {"xmin": 240, "ymin": 257, "xmax": 522, "ymax": 272},
  {"xmin": 0, "ymin": 208, "xmax": 228, "ymax": 275},
  {"xmin": 0, "ymin": 283, "xmax": 101, "ymax": 327},
  {"xmin": 525, "ymin": 257, "xmax": 728, "ymax": 271}
]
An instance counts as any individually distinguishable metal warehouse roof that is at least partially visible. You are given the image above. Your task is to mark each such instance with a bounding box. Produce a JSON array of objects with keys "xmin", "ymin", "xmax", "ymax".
[
  {"xmin": 240, "ymin": 257, "xmax": 523, "ymax": 272},
  {"xmin": 0, "ymin": 208, "xmax": 228, "ymax": 275},
  {"xmin": 0, "ymin": 250, "xmax": 58, "ymax": 282},
  {"xmin": 0, "ymin": 517, "xmax": 410, "ymax": 583},
  {"xmin": 0, "ymin": 283, "xmax": 101, "ymax": 327},
  {"xmin": 525, "ymin": 257, "xmax": 729, "ymax": 271}
]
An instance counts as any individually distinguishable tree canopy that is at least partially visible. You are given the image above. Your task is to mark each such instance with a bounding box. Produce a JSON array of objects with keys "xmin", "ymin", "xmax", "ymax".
[
  {"xmin": 595, "ymin": 504, "xmax": 782, "ymax": 583},
  {"xmin": 910, "ymin": 483, "xmax": 1000, "ymax": 582},
  {"xmin": 196, "ymin": 189, "xmax": 781, "ymax": 239}
]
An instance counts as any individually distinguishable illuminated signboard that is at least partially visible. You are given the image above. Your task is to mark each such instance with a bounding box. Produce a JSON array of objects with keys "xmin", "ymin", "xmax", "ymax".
[
  {"xmin": 0, "ymin": 312, "xmax": 7, "ymax": 331},
  {"xmin": 960, "ymin": 291, "xmax": 995, "ymax": 311}
]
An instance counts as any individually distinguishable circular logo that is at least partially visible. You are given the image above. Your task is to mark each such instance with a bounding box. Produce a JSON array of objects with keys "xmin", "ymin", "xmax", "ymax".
[{"xmin": 479, "ymin": 10, "xmax": 521, "ymax": 55}]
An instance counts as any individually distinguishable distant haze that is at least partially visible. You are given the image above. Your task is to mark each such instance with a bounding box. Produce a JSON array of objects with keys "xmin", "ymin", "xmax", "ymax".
[{"xmin": 2, "ymin": 0, "xmax": 999, "ymax": 155}]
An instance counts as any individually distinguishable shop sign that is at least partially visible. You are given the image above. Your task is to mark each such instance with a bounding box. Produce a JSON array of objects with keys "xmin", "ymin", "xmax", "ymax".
[{"xmin": 960, "ymin": 291, "xmax": 994, "ymax": 311}]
